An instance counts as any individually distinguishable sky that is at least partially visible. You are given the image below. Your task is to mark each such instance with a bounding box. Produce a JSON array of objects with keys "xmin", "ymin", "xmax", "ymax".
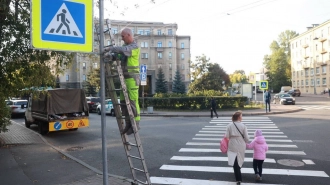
[{"xmin": 98, "ymin": 0, "xmax": 330, "ymax": 74}]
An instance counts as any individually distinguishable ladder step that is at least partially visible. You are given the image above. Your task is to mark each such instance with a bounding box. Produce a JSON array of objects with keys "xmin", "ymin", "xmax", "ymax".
[
  {"xmin": 135, "ymin": 179, "xmax": 148, "ymax": 185},
  {"xmin": 132, "ymin": 167, "xmax": 146, "ymax": 173},
  {"xmin": 125, "ymin": 142, "xmax": 138, "ymax": 147},
  {"xmin": 128, "ymin": 154, "xmax": 142, "ymax": 160}
]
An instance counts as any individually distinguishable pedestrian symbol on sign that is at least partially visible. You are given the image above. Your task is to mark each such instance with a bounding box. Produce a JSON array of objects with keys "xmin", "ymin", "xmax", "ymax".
[
  {"xmin": 259, "ymin": 80, "xmax": 268, "ymax": 90},
  {"xmin": 261, "ymin": 82, "xmax": 266, "ymax": 88}
]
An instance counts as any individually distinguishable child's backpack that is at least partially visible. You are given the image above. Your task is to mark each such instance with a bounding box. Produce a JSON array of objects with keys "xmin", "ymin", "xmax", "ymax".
[{"xmin": 220, "ymin": 134, "xmax": 229, "ymax": 153}]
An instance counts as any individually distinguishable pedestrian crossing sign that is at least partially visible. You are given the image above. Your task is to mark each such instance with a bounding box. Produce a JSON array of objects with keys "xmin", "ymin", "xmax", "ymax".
[
  {"xmin": 260, "ymin": 80, "xmax": 268, "ymax": 90},
  {"xmin": 31, "ymin": 0, "xmax": 93, "ymax": 52}
]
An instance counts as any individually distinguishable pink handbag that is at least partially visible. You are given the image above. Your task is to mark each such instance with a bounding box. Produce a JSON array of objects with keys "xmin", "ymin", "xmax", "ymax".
[{"xmin": 220, "ymin": 134, "xmax": 229, "ymax": 153}]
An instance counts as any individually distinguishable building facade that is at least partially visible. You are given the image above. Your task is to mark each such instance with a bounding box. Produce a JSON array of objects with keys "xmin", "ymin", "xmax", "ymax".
[
  {"xmin": 57, "ymin": 20, "xmax": 191, "ymax": 95},
  {"xmin": 290, "ymin": 20, "xmax": 330, "ymax": 94}
]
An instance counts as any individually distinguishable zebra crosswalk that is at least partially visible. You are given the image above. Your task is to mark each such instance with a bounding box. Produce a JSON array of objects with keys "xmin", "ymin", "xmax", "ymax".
[
  {"xmin": 150, "ymin": 116, "xmax": 329, "ymax": 185},
  {"xmin": 297, "ymin": 105, "xmax": 330, "ymax": 110}
]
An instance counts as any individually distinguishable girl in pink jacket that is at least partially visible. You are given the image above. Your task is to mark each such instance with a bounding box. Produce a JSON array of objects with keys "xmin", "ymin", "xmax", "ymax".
[{"xmin": 246, "ymin": 129, "xmax": 268, "ymax": 181}]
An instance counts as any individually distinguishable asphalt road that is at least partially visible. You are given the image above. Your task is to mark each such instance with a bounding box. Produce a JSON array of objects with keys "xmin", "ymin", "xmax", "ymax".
[{"xmin": 12, "ymin": 97, "xmax": 330, "ymax": 185}]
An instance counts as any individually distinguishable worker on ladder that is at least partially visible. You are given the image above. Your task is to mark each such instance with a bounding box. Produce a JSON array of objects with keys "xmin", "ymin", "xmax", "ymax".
[{"xmin": 103, "ymin": 28, "xmax": 140, "ymax": 135}]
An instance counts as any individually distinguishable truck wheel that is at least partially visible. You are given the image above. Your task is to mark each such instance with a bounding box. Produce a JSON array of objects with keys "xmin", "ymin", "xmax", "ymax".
[
  {"xmin": 97, "ymin": 108, "xmax": 101, "ymax": 115},
  {"xmin": 38, "ymin": 122, "xmax": 49, "ymax": 135},
  {"xmin": 25, "ymin": 117, "xmax": 31, "ymax": 128}
]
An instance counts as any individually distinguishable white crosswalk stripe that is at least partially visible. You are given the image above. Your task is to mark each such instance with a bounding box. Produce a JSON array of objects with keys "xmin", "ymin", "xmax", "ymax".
[
  {"xmin": 297, "ymin": 105, "xmax": 330, "ymax": 110},
  {"xmin": 150, "ymin": 116, "xmax": 329, "ymax": 184}
]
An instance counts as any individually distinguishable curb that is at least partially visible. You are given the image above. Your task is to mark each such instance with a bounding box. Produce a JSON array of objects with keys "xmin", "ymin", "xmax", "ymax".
[{"xmin": 10, "ymin": 121, "xmax": 135, "ymax": 185}]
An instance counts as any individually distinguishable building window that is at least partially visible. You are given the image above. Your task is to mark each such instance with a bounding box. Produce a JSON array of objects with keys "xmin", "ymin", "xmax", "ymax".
[
  {"xmin": 131, "ymin": 29, "xmax": 135, "ymax": 35},
  {"xmin": 82, "ymin": 62, "xmax": 86, "ymax": 69},
  {"xmin": 168, "ymin": 29, "xmax": 172, "ymax": 35},
  {"xmin": 316, "ymin": 67, "xmax": 320, "ymax": 74},
  {"xmin": 322, "ymin": 78, "xmax": 326, "ymax": 85},
  {"xmin": 141, "ymin": 53, "xmax": 148, "ymax": 59},
  {"xmin": 181, "ymin": 43, "xmax": 184, "ymax": 49},
  {"xmin": 107, "ymin": 40, "xmax": 111, "ymax": 45},
  {"xmin": 169, "ymin": 63, "xmax": 172, "ymax": 70},
  {"xmin": 316, "ymin": 78, "xmax": 320, "ymax": 85},
  {"xmin": 138, "ymin": 30, "xmax": 144, "ymax": 35},
  {"xmin": 181, "ymin": 53, "xmax": 184, "ymax": 60},
  {"xmin": 113, "ymin": 28, "xmax": 118, "ymax": 34},
  {"xmin": 305, "ymin": 69, "xmax": 309, "ymax": 76},
  {"xmin": 93, "ymin": 62, "xmax": 98, "ymax": 68},
  {"xmin": 292, "ymin": 71, "xmax": 295, "ymax": 77},
  {"xmin": 141, "ymin": 42, "xmax": 148, "ymax": 48},
  {"xmin": 316, "ymin": 44, "xmax": 318, "ymax": 51},
  {"xmin": 297, "ymin": 81, "xmax": 300, "ymax": 86},
  {"xmin": 310, "ymin": 68, "xmax": 314, "ymax": 76},
  {"xmin": 181, "ymin": 74, "xmax": 185, "ymax": 81},
  {"xmin": 145, "ymin": 30, "xmax": 150, "ymax": 35},
  {"xmin": 301, "ymin": 70, "xmax": 304, "ymax": 76},
  {"xmin": 169, "ymin": 52, "xmax": 172, "ymax": 59},
  {"xmin": 305, "ymin": 80, "xmax": 308, "ymax": 86},
  {"xmin": 301, "ymin": 80, "xmax": 304, "ymax": 86},
  {"xmin": 168, "ymin": 41, "xmax": 172, "ymax": 47},
  {"xmin": 157, "ymin": 41, "xmax": 162, "ymax": 47},
  {"xmin": 157, "ymin": 52, "xmax": 162, "ymax": 59},
  {"xmin": 322, "ymin": 66, "xmax": 326, "ymax": 73},
  {"xmin": 311, "ymin": 79, "xmax": 314, "ymax": 86},
  {"xmin": 66, "ymin": 75, "xmax": 69, "ymax": 82},
  {"xmin": 83, "ymin": 74, "xmax": 86, "ymax": 81},
  {"xmin": 157, "ymin": 29, "xmax": 161, "ymax": 35},
  {"xmin": 181, "ymin": 64, "xmax": 185, "ymax": 70}
]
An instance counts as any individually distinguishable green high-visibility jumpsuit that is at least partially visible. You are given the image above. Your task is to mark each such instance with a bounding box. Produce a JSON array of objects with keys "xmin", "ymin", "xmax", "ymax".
[{"xmin": 108, "ymin": 41, "xmax": 140, "ymax": 135}]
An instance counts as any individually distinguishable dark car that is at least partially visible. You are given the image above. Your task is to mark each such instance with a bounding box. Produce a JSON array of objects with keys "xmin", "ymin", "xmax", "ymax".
[
  {"xmin": 86, "ymin": 97, "xmax": 101, "ymax": 113},
  {"xmin": 287, "ymin": 89, "xmax": 301, "ymax": 97},
  {"xmin": 273, "ymin": 93, "xmax": 295, "ymax": 105}
]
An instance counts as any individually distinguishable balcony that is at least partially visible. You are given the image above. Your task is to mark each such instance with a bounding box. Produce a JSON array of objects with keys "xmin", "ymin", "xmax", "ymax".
[
  {"xmin": 317, "ymin": 61, "xmax": 327, "ymax": 66},
  {"xmin": 304, "ymin": 55, "xmax": 309, "ymax": 59},
  {"xmin": 302, "ymin": 64, "xmax": 310, "ymax": 68},
  {"xmin": 320, "ymin": 49, "xmax": 327, "ymax": 54},
  {"xmin": 302, "ymin": 44, "xmax": 309, "ymax": 48},
  {"xmin": 319, "ymin": 37, "xmax": 327, "ymax": 42},
  {"xmin": 156, "ymin": 47, "xmax": 164, "ymax": 52}
]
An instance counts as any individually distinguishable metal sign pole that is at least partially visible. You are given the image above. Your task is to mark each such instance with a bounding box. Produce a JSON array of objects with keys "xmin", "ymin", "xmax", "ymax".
[
  {"xmin": 99, "ymin": 1, "xmax": 109, "ymax": 185},
  {"xmin": 142, "ymin": 85, "xmax": 145, "ymax": 113}
]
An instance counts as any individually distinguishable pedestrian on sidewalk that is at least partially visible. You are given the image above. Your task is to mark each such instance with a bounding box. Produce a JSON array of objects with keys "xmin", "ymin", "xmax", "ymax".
[
  {"xmin": 264, "ymin": 89, "xmax": 271, "ymax": 113},
  {"xmin": 246, "ymin": 129, "xmax": 268, "ymax": 181},
  {"xmin": 210, "ymin": 97, "xmax": 218, "ymax": 118},
  {"xmin": 225, "ymin": 111, "xmax": 249, "ymax": 185}
]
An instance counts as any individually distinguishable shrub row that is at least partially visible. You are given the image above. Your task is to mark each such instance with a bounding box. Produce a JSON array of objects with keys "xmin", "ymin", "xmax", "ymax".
[{"xmin": 138, "ymin": 96, "xmax": 248, "ymax": 110}]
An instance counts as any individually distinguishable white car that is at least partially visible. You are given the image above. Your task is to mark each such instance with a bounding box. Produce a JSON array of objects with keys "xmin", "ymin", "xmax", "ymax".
[
  {"xmin": 97, "ymin": 99, "xmax": 115, "ymax": 116},
  {"xmin": 6, "ymin": 99, "xmax": 28, "ymax": 117}
]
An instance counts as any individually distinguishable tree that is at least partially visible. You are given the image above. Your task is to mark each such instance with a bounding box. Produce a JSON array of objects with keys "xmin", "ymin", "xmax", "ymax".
[
  {"xmin": 155, "ymin": 67, "xmax": 168, "ymax": 93},
  {"xmin": 188, "ymin": 55, "xmax": 230, "ymax": 93},
  {"xmin": 229, "ymin": 70, "xmax": 248, "ymax": 84},
  {"xmin": 263, "ymin": 30, "xmax": 298, "ymax": 92},
  {"xmin": 172, "ymin": 69, "xmax": 186, "ymax": 94},
  {"xmin": 0, "ymin": 1, "xmax": 72, "ymax": 132}
]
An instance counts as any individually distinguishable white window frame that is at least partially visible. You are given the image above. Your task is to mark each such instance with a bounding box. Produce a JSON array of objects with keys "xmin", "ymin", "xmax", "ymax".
[
  {"xmin": 316, "ymin": 67, "xmax": 320, "ymax": 74},
  {"xmin": 82, "ymin": 62, "xmax": 86, "ymax": 69},
  {"xmin": 181, "ymin": 53, "xmax": 184, "ymax": 60},
  {"xmin": 142, "ymin": 53, "xmax": 148, "ymax": 59},
  {"xmin": 322, "ymin": 78, "xmax": 326, "ymax": 85},
  {"xmin": 83, "ymin": 74, "xmax": 86, "ymax": 81},
  {"xmin": 157, "ymin": 41, "xmax": 162, "ymax": 47},
  {"xmin": 93, "ymin": 62, "xmax": 98, "ymax": 69},
  {"xmin": 169, "ymin": 52, "xmax": 172, "ymax": 59},
  {"xmin": 158, "ymin": 52, "xmax": 163, "ymax": 59},
  {"xmin": 168, "ymin": 41, "xmax": 172, "ymax": 47},
  {"xmin": 181, "ymin": 43, "xmax": 184, "ymax": 49},
  {"xmin": 322, "ymin": 66, "xmax": 326, "ymax": 73},
  {"xmin": 66, "ymin": 75, "xmax": 69, "ymax": 82}
]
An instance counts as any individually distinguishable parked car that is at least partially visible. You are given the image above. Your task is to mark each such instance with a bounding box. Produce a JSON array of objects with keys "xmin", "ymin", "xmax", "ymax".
[
  {"xmin": 281, "ymin": 86, "xmax": 292, "ymax": 93},
  {"xmin": 6, "ymin": 99, "xmax": 28, "ymax": 117},
  {"xmin": 288, "ymin": 89, "xmax": 301, "ymax": 97},
  {"xmin": 86, "ymin": 97, "xmax": 101, "ymax": 113},
  {"xmin": 273, "ymin": 93, "xmax": 295, "ymax": 105},
  {"xmin": 97, "ymin": 99, "xmax": 120, "ymax": 116}
]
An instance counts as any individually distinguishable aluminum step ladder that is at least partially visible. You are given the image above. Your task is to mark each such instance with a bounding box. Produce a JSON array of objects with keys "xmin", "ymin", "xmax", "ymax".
[{"xmin": 95, "ymin": 19, "xmax": 151, "ymax": 185}]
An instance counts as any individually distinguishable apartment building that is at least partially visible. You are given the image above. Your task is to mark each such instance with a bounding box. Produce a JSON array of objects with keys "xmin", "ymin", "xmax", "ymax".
[
  {"xmin": 57, "ymin": 20, "xmax": 191, "ymax": 95},
  {"xmin": 290, "ymin": 20, "xmax": 330, "ymax": 94}
]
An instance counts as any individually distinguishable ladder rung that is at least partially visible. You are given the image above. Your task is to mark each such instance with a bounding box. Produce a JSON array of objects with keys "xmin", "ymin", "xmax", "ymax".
[
  {"xmin": 128, "ymin": 154, "xmax": 141, "ymax": 160},
  {"xmin": 125, "ymin": 142, "xmax": 138, "ymax": 147},
  {"xmin": 135, "ymin": 179, "xmax": 148, "ymax": 185},
  {"xmin": 132, "ymin": 167, "xmax": 145, "ymax": 173}
]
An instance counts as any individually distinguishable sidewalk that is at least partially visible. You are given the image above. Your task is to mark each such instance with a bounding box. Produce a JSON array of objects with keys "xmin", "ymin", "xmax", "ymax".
[{"xmin": 0, "ymin": 106, "xmax": 303, "ymax": 185}]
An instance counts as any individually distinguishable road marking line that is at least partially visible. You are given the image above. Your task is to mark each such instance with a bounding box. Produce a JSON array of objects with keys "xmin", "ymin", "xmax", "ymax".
[
  {"xmin": 211, "ymin": 121, "xmax": 273, "ymax": 123},
  {"xmin": 199, "ymin": 131, "xmax": 284, "ymax": 134},
  {"xmin": 186, "ymin": 142, "xmax": 297, "ymax": 148},
  {"xmin": 193, "ymin": 138, "xmax": 292, "ymax": 142},
  {"xmin": 206, "ymin": 126, "xmax": 278, "ymax": 128},
  {"xmin": 159, "ymin": 165, "xmax": 329, "ymax": 177},
  {"xmin": 195, "ymin": 134, "xmax": 288, "ymax": 138},
  {"xmin": 213, "ymin": 117, "xmax": 271, "ymax": 119},
  {"xmin": 303, "ymin": 159, "xmax": 315, "ymax": 165},
  {"xmin": 179, "ymin": 148, "xmax": 305, "ymax": 155},
  {"xmin": 150, "ymin": 177, "xmax": 283, "ymax": 185},
  {"xmin": 202, "ymin": 128, "xmax": 280, "ymax": 131},
  {"xmin": 170, "ymin": 156, "xmax": 276, "ymax": 163}
]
